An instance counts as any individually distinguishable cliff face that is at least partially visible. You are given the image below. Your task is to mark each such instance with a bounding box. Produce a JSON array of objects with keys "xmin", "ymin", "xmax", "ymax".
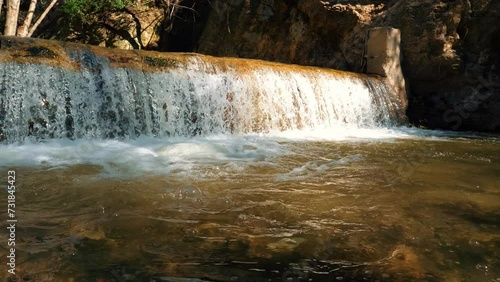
[
  {"xmin": 198, "ymin": 0, "xmax": 372, "ymax": 70},
  {"xmin": 197, "ymin": 0, "xmax": 500, "ymax": 132}
]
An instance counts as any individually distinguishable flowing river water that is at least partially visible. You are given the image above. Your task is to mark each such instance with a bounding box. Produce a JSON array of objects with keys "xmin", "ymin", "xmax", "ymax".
[
  {"xmin": 0, "ymin": 130, "xmax": 499, "ymax": 281},
  {"xmin": 0, "ymin": 43, "xmax": 499, "ymax": 281}
]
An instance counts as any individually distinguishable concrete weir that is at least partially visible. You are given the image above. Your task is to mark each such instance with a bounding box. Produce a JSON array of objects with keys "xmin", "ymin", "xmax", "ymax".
[
  {"xmin": 366, "ymin": 27, "xmax": 408, "ymax": 111},
  {"xmin": 0, "ymin": 36, "xmax": 407, "ymax": 143}
]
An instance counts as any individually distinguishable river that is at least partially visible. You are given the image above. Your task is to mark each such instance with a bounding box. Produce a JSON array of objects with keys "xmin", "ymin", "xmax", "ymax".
[{"xmin": 0, "ymin": 128, "xmax": 499, "ymax": 281}]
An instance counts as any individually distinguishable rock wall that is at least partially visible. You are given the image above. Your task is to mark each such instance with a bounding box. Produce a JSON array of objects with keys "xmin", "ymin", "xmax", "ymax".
[{"xmin": 197, "ymin": 0, "xmax": 500, "ymax": 132}]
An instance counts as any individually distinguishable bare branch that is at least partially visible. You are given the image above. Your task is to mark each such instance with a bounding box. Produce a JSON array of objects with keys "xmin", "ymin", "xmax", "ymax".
[
  {"xmin": 101, "ymin": 22, "xmax": 140, "ymax": 49},
  {"xmin": 17, "ymin": 0, "xmax": 37, "ymax": 37},
  {"xmin": 27, "ymin": 0, "xmax": 58, "ymax": 37}
]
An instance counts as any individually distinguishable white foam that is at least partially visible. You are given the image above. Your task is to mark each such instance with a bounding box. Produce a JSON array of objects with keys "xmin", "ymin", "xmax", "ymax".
[
  {"xmin": 0, "ymin": 127, "xmax": 478, "ymax": 179},
  {"xmin": 263, "ymin": 125, "xmax": 443, "ymax": 142}
]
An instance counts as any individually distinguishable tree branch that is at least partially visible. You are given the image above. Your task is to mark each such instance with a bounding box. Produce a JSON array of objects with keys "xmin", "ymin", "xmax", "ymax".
[
  {"xmin": 17, "ymin": 0, "xmax": 37, "ymax": 37},
  {"xmin": 27, "ymin": 0, "xmax": 58, "ymax": 37},
  {"xmin": 123, "ymin": 7, "xmax": 144, "ymax": 49},
  {"xmin": 101, "ymin": 22, "xmax": 140, "ymax": 49}
]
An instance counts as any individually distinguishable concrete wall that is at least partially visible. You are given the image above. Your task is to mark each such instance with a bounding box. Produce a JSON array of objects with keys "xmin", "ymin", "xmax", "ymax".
[{"xmin": 366, "ymin": 27, "xmax": 408, "ymax": 111}]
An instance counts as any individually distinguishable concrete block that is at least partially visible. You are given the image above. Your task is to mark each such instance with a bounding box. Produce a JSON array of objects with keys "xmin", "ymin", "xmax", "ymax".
[{"xmin": 366, "ymin": 27, "xmax": 408, "ymax": 110}]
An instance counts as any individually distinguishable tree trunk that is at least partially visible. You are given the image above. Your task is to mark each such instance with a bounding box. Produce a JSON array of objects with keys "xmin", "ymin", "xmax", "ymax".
[
  {"xmin": 0, "ymin": 0, "xmax": 4, "ymax": 20},
  {"xmin": 17, "ymin": 0, "xmax": 37, "ymax": 37},
  {"xmin": 4, "ymin": 0, "xmax": 21, "ymax": 36},
  {"xmin": 27, "ymin": 0, "xmax": 57, "ymax": 37}
]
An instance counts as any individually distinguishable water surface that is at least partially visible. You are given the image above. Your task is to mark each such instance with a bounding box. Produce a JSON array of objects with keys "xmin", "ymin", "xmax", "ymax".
[{"xmin": 1, "ymin": 128, "xmax": 499, "ymax": 281}]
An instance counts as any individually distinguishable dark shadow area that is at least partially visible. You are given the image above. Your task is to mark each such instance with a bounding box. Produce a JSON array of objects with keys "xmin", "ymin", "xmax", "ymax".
[
  {"xmin": 491, "ymin": 29, "xmax": 500, "ymax": 68},
  {"xmin": 159, "ymin": 0, "xmax": 212, "ymax": 52}
]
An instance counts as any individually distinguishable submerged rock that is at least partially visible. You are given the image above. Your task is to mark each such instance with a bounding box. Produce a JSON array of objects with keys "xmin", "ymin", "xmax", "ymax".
[{"xmin": 386, "ymin": 245, "xmax": 425, "ymax": 280}]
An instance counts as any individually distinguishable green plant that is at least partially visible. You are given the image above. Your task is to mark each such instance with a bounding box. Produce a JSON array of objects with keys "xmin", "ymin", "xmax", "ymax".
[{"xmin": 60, "ymin": 0, "xmax": 133, "ymax": 21}]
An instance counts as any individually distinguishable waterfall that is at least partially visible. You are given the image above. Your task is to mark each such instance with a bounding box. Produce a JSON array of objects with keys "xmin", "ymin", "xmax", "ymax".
[{"xmin": 0, "ymin": 38, "xmax": 405, "ymax": 144}]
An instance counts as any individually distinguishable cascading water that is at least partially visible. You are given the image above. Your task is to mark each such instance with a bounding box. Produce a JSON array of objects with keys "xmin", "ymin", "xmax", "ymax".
[{"xmin": 0, "ymin": 38, "xmax": 405, "ymax": 144}]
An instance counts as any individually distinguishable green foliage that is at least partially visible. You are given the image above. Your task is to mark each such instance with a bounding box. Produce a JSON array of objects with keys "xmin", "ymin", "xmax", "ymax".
[{"xmin": 60, "ymin": 0, "xmax": 133, "ymax": 20}]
